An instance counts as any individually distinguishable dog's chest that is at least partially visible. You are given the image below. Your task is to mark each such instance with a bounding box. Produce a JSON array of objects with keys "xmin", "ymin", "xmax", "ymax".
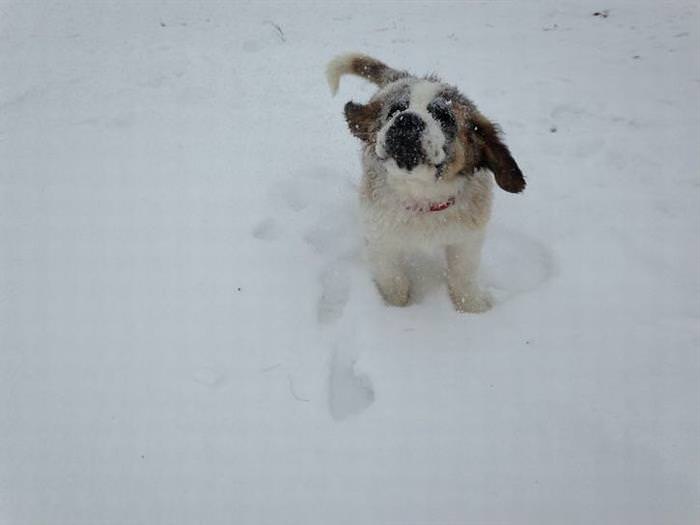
[
  {"xmin": 360, "ymin": 170, "xmax": 493, "ymax": 251},
  {"xmin": 361, "ymin": 198, "xmax": 476, "ymax": 250}
]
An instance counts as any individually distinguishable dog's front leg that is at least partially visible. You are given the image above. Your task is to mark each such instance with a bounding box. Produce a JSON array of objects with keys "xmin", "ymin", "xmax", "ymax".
[
  {"xmin": 367, "ymin": 243, "xmax": 410, "ymax": 307},
  {"xmin": 446, "ymin": 231, "xmax": 492, "ymax": 313}
]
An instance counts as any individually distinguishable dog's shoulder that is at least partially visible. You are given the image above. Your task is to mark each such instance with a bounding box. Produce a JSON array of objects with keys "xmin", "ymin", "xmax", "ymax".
[{"xmin": 455, "ymin": 170, "xmax": 493, "ymax": 230}]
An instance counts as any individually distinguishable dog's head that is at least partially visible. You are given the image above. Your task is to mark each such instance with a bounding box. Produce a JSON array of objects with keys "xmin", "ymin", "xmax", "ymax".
[{"xmin": 343, "ymin": 76, "xmax": 525, "ymax": 193}]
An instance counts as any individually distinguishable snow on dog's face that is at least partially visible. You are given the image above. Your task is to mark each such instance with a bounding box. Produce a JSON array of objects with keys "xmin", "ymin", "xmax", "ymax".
[
  {"xmin": 375, "ymin": 80, "xmax": 455, "ymax": 174},
  {"xmin": 343, "ymin": 78, "xmax": 525, "ymax": 193}
]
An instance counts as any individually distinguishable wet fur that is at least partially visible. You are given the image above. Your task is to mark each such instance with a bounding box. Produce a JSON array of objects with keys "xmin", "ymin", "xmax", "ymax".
[{"xmin": 327, "ymin": 53, "xmax": 525, "ymax": 312}]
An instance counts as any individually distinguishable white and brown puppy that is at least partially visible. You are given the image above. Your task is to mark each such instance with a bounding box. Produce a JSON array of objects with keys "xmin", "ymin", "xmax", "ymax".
[{"xmin": 327, "ymin": 53, "xmax": 525, "ymax": 313}]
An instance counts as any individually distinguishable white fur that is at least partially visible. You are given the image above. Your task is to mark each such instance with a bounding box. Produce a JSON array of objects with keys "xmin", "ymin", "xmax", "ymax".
[
  {"xmin": 375, "ymin": 80, "xmax": 447, "ymax": 168},
  {"xmin": 328, "ymin": 56, "xmax": 495, "ymax": 312},
  {"xmin": 361, "ymin": 156, "xmax": 494, "ymax": 312},
  {"xmin": 409, "ymin": 81, "xmax": 447, "ymax": 165},
  {"xmin": 326, "ymin": 52, "xmax": 366, "ymax": 95},
  {"xmin": 374, "ymin": 126, "xmax": 389, "ymax": 160},
  {"xmin": 360, "ymin": 79, "xmax": 493, "ymax": 312},
  {"xmin": 361, "ymin": 166, "xmax": 491, "ymax": 252},
  {"xmin": 383, "ymin": 160, "xmax": 463, "ymax": 203},
  {"xmin": 409, "ymin": 80, "xmax": 442, "ymax": 108}
]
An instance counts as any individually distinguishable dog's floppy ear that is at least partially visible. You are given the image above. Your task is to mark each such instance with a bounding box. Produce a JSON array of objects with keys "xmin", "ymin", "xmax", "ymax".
[
  {"xmin": 473, "ymin": 114, "xmax": 525, "ymax": 193},
  {"xmin": 344, "ymin": 100, "xmax": 381, "ymax": 142}
]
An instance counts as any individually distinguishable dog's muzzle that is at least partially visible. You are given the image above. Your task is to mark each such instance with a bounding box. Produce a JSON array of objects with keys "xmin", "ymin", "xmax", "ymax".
[{"xmin": 384, "ymin": 112, "xmax": 427, "ymax": 171}]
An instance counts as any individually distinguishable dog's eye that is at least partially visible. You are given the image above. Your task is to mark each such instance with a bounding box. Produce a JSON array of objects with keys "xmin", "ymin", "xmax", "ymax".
[
  {"xmin": 428, "ymin": 99, "xmax": 455, "ymax": 127},
  {"xmin": 387, "ymin": 101, "xmax": 408, "ymax": 119}
]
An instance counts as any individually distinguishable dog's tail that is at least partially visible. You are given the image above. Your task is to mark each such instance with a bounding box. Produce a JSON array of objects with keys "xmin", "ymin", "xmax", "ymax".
[{"xmin": 326, "ymin": 53, "xmax": 407, "ymax": 95}]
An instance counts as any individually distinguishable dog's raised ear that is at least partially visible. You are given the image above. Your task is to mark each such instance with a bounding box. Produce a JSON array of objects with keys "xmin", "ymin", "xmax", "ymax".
[
  {"xmin": 344, "ymin": 100, "xmax": 381, "ymax": 142},
  {"xmin": 473, "ymin": 114, "xmax": 525, "ymax": 193}
]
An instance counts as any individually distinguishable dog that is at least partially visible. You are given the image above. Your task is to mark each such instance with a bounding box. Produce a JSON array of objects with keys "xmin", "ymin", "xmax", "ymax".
[{"xmin": 326, "ymin": 53, "xmax": 525, "ymax": 313}]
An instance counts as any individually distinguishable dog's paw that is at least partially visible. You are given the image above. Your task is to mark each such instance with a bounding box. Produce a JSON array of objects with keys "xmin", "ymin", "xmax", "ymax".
[
  {"xmin": 449, "ymin": 287, "xmax": 493, "ymax": 313},
  {"xmin": 376, "ymin": 276, "xmax": 411, "ymax": 307}
]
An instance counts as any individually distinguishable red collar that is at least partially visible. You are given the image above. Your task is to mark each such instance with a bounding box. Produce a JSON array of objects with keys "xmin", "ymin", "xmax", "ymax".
[{"xmin": 406, "ymin": 196, "xmax": 456, "ymax": 213}]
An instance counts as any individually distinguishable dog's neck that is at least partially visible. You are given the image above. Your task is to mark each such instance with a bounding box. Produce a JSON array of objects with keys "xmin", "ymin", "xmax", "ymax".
[
  {"xmin": 403, "ymin": 195, "xmax": 456, "ymax": 213},
  {"xmin": 382, "ymin": 160, "xmax": 466, "ymax": 210}
]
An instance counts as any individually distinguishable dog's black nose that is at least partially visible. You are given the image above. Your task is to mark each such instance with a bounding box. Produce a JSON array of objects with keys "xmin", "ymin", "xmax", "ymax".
[{"xmin": 385, "ymin": 112, "xmax": 426, "ymax": 171}]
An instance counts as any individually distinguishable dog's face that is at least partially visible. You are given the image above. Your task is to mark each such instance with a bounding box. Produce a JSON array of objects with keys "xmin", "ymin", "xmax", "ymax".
[{"xmin": 344, "ymin": 78, "xmax": 525, "ymax": 193}]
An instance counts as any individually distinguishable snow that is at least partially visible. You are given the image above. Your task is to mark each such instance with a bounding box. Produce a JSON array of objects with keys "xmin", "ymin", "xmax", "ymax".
[{"xmin": 1, "ymin": 1, "xmax": 699, "ymax": 524}]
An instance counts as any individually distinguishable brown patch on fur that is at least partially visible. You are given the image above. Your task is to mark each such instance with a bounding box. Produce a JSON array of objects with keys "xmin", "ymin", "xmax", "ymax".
[
  {"xmin": 425, "ymin": 95, "xmax": 476, "ymax": 181},
  {"xmin": 440, "ymin": 137, "xmax": 467, "ymax": 181},
  {"xmin": 452, "ymin": 101, "xmax": 525, "ymax": 193},
  {"xmin": 344, "ymin": 100, "xmax": 381, "ymax": 142},
  {"xmin": 472, "ymin": 113, "xmax": 525, "ymax": 193},
  {"xmin": 350, "ymin": 55, "xmax": 407, "ymax": 88}
]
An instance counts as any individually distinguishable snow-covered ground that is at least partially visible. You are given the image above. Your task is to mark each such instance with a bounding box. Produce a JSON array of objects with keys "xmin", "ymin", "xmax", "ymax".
[{"xmin": 1, "ymin": 1, "xmax": 699, "ymax": 524}]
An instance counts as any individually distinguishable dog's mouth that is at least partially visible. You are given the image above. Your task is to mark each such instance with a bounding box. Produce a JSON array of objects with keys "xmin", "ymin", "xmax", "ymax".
[
  {"xmin": 378, "ymin": 149, "xmax": 448, "ymax": 179},
  {"xmin": 382, "ymin": 158, "xmax": 446, "ymax": 183}
]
